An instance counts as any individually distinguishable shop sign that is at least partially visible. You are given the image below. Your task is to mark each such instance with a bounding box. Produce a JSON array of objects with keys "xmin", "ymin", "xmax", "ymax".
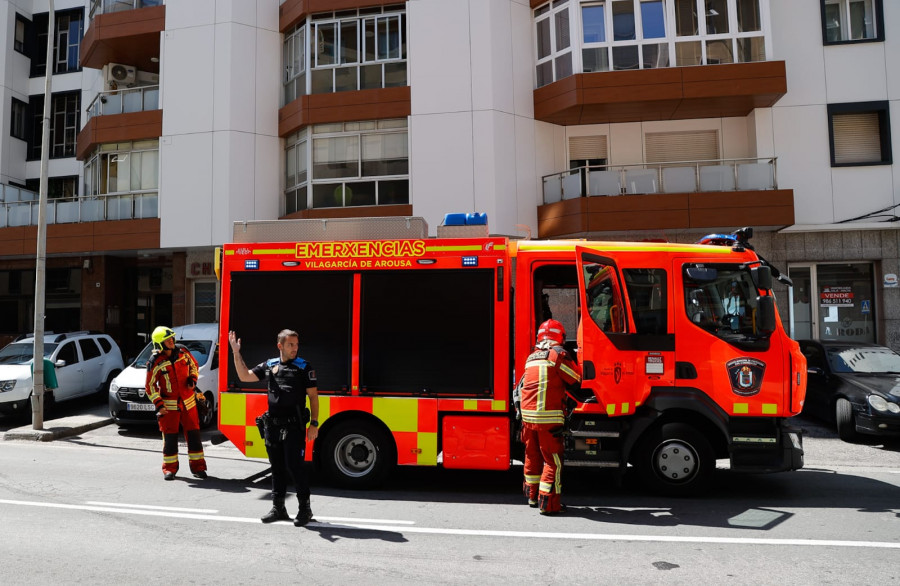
[{"xmin": 820, "ymin": 286, "xmax": 853, "ymax": 307}]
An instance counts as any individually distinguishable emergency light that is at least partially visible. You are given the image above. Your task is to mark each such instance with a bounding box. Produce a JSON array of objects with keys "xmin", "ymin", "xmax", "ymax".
[{"xmin": 244, "ymin": 259, "xmax": 259, "ymax": 270}]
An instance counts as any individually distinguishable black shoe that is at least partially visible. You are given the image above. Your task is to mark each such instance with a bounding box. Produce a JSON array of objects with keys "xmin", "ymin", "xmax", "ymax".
[
  {"xmin": 261, "ymin": 506, "xmax": 290, "ymax": 523},
  {"xmin": 192, "ymin": 470, "xmax": 208, "ymax": 479},
  {"xmin": 539, "ymin": 504, "xmax": 567, "ymax": 516},
  {"xmin": 164, "ymin": 472, "xmax": 175, "ymax": 481},
  {"xmin": 528, "ymin": 498, "xmax": 538, "ymax": 508},
  {"xmin": 294, "ymin": 497, "xmax": 314, "ymax": 527}
]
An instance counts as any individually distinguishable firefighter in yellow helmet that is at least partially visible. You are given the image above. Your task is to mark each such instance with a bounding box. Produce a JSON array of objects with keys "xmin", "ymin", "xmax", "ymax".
[{"xmin": 145, "ymin": 326, "xmax": 207, "ymax": 480}]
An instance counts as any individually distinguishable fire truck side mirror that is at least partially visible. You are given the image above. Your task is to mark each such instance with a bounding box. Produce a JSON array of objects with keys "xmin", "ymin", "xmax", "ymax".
[
  {"xmin": 756, "ymin": 296, "xmax": 776, "ymax": 335},
  {"xmin": 751, "ymin": 266, "xmax": 772, "ymax": 290}
]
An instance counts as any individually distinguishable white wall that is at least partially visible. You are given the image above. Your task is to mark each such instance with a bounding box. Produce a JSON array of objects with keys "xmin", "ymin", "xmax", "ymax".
[{"xmin": 159, "ymin": 0, "xmax": 280, "ymax": 248}]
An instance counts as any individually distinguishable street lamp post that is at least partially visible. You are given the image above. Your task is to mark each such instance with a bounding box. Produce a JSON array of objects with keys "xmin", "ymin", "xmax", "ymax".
[{"xmin": 32, "ymin": 0, "xmax": 55, "ymax": 431}]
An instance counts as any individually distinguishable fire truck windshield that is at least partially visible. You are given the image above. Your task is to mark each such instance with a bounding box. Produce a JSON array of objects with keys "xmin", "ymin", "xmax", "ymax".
[{"xmin": 683, "ymin": 264, "xmax": 765, "ymax": 342}]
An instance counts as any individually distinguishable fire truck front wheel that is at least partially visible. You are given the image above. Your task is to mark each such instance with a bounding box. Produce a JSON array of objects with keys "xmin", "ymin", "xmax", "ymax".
[
  {"xmin": 320, "ymin": 420, "xmax": 395, "ymax": 489},
  {"xmin": 634, "ymin": 422, "xmax": 714, "ymax": 496}
]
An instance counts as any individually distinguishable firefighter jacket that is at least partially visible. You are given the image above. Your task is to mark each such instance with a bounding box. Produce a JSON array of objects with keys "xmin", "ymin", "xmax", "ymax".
[
  {"xmin": 145, "ymin": 345, "xmax": 200, "ymax": 414},
  {"xmin": 520, "ymin": 341, "xmax": 582, "ymax": 427}
]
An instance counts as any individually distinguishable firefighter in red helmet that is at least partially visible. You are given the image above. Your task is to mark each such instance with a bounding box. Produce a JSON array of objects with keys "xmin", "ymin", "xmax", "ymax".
[
  {"xmin": 146, "ymin": 326, "xmax": 208, "ymax": 480},
  {"xmin": 519, "ymin": 319, "xmax": 582, "ymax": 515}
]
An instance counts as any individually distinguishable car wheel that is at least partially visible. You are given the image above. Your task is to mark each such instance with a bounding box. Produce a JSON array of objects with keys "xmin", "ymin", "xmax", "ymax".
[
  {"xmin": 835, "ymin": 398, "xmax": 858, "ymax": 442},
  {"xmin": 633, "ymin": 422, "xmax": 714, "ymax": 497},
  {"xmin": 319, "ymin": 419, "xmax": 394, "ymax": 489},
  {"xmin": 199, "ymin": 391, "xmax": 216, "ymax": 429}
]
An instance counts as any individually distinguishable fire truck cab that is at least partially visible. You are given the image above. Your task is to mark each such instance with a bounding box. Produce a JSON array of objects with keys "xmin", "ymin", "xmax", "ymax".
[{"xmin": 216, "ymin": 215, "xmax": 805, "ymax": 495}]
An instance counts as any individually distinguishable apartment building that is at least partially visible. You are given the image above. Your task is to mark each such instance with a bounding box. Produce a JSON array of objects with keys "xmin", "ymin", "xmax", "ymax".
[{"xmin": 0, "ymin": 0, "xmax": 897, "ymax": 357}]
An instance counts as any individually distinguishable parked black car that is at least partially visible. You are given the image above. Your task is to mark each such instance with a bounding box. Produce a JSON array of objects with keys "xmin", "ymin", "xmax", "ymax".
[{"xmin": 798, "ymin": 340, "xmax": 900, "ymax": 442}]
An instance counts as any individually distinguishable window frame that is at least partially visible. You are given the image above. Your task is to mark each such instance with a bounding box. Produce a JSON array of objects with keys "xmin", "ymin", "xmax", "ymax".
[
  {"xmin": 827, "ymin": 101, "xmax": 892, "ymax": 167},
  {"xmin": 26, "ymin": 91, "xmax": 81, "ymax": 161},
  {"xmin": 14, "ymin": 13, "xmax": 30, "ymax": 55},
  {"xmin": 29, "ymin": 7, "xmax": 84, "ymax": 77},
  {"xmin": 820, "ymin": 0, "xmax": 884, "ymax": 45},
  {"xmin": 11, "ymin": 98, "xmax": 28, "ymax": 141}
]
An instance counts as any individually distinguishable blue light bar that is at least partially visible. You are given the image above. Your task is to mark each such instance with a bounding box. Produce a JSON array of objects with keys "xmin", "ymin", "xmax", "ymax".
[
  {"xmin": 245, "ymin": 259, "xmax": 260, "ymax": 270},
  {"xmin": 462, "ymin": 256, "xmax": 478, "ymax": 267}
]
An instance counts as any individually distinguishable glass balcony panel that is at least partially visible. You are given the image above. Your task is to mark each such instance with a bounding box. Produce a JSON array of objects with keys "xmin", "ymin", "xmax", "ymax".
[
  {"xmin": 379, "ymin": 179, "xmax": 409, "ymax": 205},
  {"xmin": 625, "ymin": 169, "xmax": 659, "ymax": 194},
  {"xmin": 583, "ymin": 48, "xmax": 610, "ymax": 72},
  {"xmin": 0, "ymin": 206, "xmax": 6, "ymax": 227},
  {"xmin": 56, "ymin": 201, "xmax": 80, "ymax": 223},
  {"xmin": 662, "ymin": 166, "xmax": 697, "ymax": 192},
  {"xmin": 543, "ymin": 176, "xmax": 562, "ymax": 204},
  {"xmin": 143, "ymin": 87, "xmax": 159, "ymax": 111},
  {"xmin": 699, "ymin": 164, "xmax": 735, "ymax": 191},
  {"xmin": 588, "ymin": 170, "xmax": 622, "ymax": 196},
  {"xmin": 612, "ymin": 45, "xmax": 639, "ymax": 70},
  {"xmin": 123, "ymin": 89, "xmax": 142, "ymax": 113},
  {"xmin": 562, "ymin": 171, "xmax": 582, "ymax": 199},
  {"xmin": 384, "ymin": 62, "xmax": 407, "ymax": 87},
  {"xmin": 737, "ymin": 162, "xmax": 774, "ymax": 190},
  {"xmin": 361, "ymin": 64, "xmax": 383, "ymax": 89},
  {"xmin": 81, "ymin": 199, "xmax": 104, "ymax": 221},
  {"xmin": 10, "ymin": 203, "xmax": 30, "ymax": 226}
]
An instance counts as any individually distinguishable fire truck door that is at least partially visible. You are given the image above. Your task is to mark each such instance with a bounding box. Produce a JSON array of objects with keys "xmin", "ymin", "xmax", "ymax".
[{"xmin": 575, "ymin": 247, "xmax": 645, "ymax": 416}]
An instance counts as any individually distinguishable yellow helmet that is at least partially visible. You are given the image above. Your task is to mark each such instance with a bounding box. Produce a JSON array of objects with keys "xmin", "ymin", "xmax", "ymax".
[{"xmin": 151, "ymin": 326, "xmax": 175, "ymax": 350}]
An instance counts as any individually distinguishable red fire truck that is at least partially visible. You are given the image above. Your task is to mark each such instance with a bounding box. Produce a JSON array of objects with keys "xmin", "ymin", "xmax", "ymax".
[{"xmin": 216, "ymin": 215, "xmax": 806, "ymax": 495}]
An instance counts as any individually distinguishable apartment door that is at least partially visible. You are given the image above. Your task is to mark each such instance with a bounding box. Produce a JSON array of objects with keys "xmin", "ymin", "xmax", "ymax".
[{"xmin": 788, "ymin": 262, "xmax": 875, "ymax": 343}]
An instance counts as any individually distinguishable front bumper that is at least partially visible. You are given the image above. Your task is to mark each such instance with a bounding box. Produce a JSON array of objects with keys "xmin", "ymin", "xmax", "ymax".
[
  {"xmin": 108, "ymin": 387, "xmax": 157, "ymax": 425},
  {"xmin": 856, "ymin": 412, "xmax": 900, "ymax": 437},
  {"xmin": 729, "ymin": 421, "xmax": 804, "ymax": 473}
]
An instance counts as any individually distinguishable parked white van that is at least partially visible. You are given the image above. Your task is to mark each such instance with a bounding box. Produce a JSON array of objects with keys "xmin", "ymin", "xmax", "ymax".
[{"xmin": 108, "ymin": 323, "xmax": 219, "ymax": 428}]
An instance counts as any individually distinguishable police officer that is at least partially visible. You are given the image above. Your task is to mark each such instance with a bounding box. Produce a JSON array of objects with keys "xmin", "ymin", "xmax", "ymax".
[
  {"xmin": 519, "ymin": 319, "xmax": 581, "ymax": 515},
  {"xmin": 229, "ymin": 329, "xmax": 319, "ymax": 527},
  {"xmin": 145, "ymin": 326, "xmax": 207, "ymax": 481}
]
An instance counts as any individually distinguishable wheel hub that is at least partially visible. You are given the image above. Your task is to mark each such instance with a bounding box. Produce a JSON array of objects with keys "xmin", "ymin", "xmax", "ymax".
[{"xmin": 655, "ymin": 439, "xmax": 698, "ymax": 482}]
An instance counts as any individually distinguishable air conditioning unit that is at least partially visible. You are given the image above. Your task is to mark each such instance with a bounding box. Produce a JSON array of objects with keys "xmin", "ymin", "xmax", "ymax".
[{"xmin": 105, "ymin": 63, "xmax": 136, "ymax": 88}]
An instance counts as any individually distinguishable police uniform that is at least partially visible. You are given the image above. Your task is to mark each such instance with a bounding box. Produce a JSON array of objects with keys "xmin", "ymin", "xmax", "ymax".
[{"xmin": 251, "ymin": 356, "xmax": 316, "ymax": 522}]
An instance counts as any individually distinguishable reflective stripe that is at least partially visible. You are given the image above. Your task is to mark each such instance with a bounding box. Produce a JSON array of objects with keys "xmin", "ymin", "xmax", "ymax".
[
  {"xmin": 163, "ymin": 455, "xmax": 178, "ymax": 464},
  {"xmin": 188, "ymin": 452, "xmax": 204, "ymax": 461},
  {"xmin": 733, "ymin": 403, "xmax": 749, "ymax": 414},
  {"xmin": 558, "ymin": 363, "xmax": 581, "ymax": 381},
  {"xmin": 521, "ymin": 409, "xmax": 565, "ymax": 425},
  {"xmin": 524, "ymin": 474, "xmax": 541, "ymax": 484}
]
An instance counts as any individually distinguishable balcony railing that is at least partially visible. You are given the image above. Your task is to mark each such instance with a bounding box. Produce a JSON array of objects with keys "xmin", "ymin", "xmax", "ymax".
[
  {"xmin": 542, "ymin": 157, "xmax": 778, "ymax": 205},
  {"xmin": 89, "ymin": 0, "xmax": 161, "ymax": 19},
  {"xmin": 0, "ymin": 191, "xmax": 158, "ymax": 228},
  {"xmin": 86, "ymin": 85, "xmax": 160, "ymax": 120}
]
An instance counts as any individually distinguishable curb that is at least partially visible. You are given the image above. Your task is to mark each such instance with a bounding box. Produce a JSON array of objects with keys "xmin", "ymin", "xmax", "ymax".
[{"xmin": 2, "ymin": 417, "xmax": 114, "ymax": 442}]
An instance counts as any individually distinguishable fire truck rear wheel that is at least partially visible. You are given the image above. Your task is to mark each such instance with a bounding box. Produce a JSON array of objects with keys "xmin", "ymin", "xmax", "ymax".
[
  {"xmin": 634, "ymin": 422, "xmax": 713, "ymax": 496},
  {"xmin": 321, "ymin": 420, "xmax": 394, "ymax": 489}
]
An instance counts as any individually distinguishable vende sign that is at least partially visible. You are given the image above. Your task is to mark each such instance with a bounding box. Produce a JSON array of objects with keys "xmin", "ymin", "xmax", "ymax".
[{"xmin": 820, "ymin": 286, "xmax": 854, "ymax": 307}]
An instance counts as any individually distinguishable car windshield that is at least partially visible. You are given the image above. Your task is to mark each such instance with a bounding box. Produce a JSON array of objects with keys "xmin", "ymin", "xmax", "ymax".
[
  {"xmin": 0, "ymin": 343, "xmax": 58, "ymax": 365},
  {"xmin": 130, "ymin": 340, "xmax": 213, "ymax": 368},
  {"xmin": 827, "ymin": 346, "xmax": 900, "ymax": 374}
]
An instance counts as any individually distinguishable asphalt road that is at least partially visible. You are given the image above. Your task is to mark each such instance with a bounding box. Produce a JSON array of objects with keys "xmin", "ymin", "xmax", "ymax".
[{"xmin": 2, "ymin": 398, "xmax": 899, "ymax": 585}]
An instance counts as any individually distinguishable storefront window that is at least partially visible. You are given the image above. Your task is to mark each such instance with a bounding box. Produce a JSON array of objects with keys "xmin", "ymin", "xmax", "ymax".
[{"xmin": 789, "ymin": 263, "xmax": 875, "ymax": 343}]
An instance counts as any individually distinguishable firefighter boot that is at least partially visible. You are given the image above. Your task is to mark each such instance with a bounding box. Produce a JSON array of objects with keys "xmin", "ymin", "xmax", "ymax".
[
  {"xmin": 261, "ymin": 497, "xmax": 290, "ymax": 524},
  {"xmin": 294, "ymin": 496, "xmax": 314, "ymax": 527}
]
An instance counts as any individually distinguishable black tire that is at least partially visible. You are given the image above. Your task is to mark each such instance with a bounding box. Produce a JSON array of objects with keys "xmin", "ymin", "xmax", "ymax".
[
  {"xmin": 319, "ymin": 419, "xmax": 394, "ymax": 489},
  {"xmin": 198, "ymin": 391, "xmax": 216, "ymax": 429},
  {"xmin": 835, "ymin": 398, "xmax": 858, "ymax": 442},
  {"xmin": 633, "ymin": 422, "xmax": 714, "ymax": 497}
]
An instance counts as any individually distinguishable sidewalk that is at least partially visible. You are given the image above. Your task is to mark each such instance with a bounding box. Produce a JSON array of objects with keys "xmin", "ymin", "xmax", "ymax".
[{"xmin": 2, "ymin": 401, "xmax": 113, "ymax": 442}]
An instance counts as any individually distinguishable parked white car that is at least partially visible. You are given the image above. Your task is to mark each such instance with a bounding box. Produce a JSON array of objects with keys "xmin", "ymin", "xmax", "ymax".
[
  {"xmin": 108, "ymin": 323, "xmax": 219, "ymax": 428},
  {"xmin": 0, "ymin": 331, "xmax": 124, "ymax": 417}
]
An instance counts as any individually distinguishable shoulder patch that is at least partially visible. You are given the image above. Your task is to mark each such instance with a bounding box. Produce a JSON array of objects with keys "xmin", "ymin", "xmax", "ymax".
[
  {"xmin": 307, "ymin": 369, "xmax": 316, "ymax": 382},
  {"xmin": 291, "ymin": 357, "xmax": 308, "ymax": 369},
  {"xmin": 266, "ymin": 358, "xmax": 279, "ymax": 367}
]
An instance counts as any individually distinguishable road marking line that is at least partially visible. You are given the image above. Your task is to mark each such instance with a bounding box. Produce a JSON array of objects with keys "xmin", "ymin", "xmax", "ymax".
[
  {"xmin": 317, "ymin": 516, "xmax": 415, "ymax": 525},
  {"xmin": 2, "ymin": 499, "xmax": 898, "ymax": 549},
  {"xmin": 86, "ymin": 501, "xmax": 219, "ymax": 514}
]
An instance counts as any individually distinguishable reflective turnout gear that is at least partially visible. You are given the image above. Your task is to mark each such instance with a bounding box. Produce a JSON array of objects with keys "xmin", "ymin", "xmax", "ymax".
[
  {"xmin": 146, "ymin": 345, "xmax": 207, "ymax": 477},
  {"xmin": 520, "ymin": 342, "xmax": 581, "ymax": 515}
]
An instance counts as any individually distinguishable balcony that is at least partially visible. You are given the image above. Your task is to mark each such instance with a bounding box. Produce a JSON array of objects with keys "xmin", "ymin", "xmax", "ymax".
[
  {"xmin": 76, "ymin": 87, "xmax": 162, "ymax": 160},
  {"xmin": 538, "ymin": 158, "xmax": 794, "ymax": 238},
  {"xmin": 534, "ymin": 62, "xmax": 786, "ymax": 125},
  {"xmin": 81, "ymin": 1, "xmax": 164, "ymax": 72},
  {"xmin": 86, "ymin": 85, "xmax": 159, "ymax": 120},
  {"xmin": 0, "ymin": 190, "xmax": 158, "ymax": 228}
]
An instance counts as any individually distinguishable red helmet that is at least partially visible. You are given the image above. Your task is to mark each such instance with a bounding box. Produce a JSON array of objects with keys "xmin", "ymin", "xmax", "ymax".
[{"xmin": 537, "ymin": 319, "xmax": 565, "ymax": 346}]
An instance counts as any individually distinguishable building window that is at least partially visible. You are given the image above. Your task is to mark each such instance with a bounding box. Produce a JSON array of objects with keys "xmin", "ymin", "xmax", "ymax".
[
  {"xmin": 27, "ymin": 92, "xmax": 80, "ymax": 160},
  {"xmin": 789, "ymin": 263, "xmax": 875, "ymax": 342},
  {"xmin": 11, "ymin": 98, "xmax": 27, "ymax": 140},
  {"xmin": 828, "ymin": 102, "xmax": 891, "ymax": 166},
  {"xmin": 821, "ymin": 0, "xmax": 883, "ymax": 44},
  {"xmin": 282, "ymin": 6, "xmax": 407, "ymax": 104},
  {"xmin": 284, "ymin": 119, "xmax": 409, "ymax": 213},
  {"xmin": 30, "ymin": 8, "xmax": 84, "ymax": 77},
  {"xmin": 535, "ymin": 0, "xmax": 573, "ymax": 87},
  {"xmin": 14, "ymin": 14, "xmax": 29, "ymax": 54},
  {"xmin": 83, "ymin": 140, "xmax": 160, "ymax": 196},
  {"xmin": 539, "ymin": 0, "xmax": 767, "ymax": 82},
  {"xmin": 24, "ymin": 176, "xmax": 78, "ymax": 199},
  {"xmin": 193, "ymin": 282, "xmax": 218, "ymax": 324}
]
